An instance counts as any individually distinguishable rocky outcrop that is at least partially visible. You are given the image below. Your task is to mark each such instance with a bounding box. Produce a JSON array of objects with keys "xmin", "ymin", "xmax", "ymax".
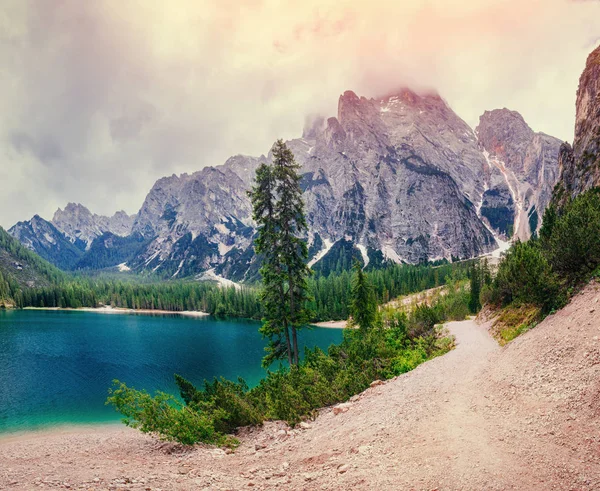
[
  {"xmin": 286, "ymin": 89, "xmax": 497, "ymax": 264},
  {"xmin": 554, "ymin": 45, "xmax": 600, "ymax": 205},
  {"xmin": 128, "ymin": 156, "xmax": 263, "ymax": 277},
  {"xmin": 476, "ymin": 109, "xmax": 561, "ymax": 238}
]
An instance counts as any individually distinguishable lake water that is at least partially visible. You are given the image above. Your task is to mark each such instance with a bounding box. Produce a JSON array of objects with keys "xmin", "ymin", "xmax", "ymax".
[{"xmin": 0, "ymin": 310, "xmax": 342, "ymax": 434}]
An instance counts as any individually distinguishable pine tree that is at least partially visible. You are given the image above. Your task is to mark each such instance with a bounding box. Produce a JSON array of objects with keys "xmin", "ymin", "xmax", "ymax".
[
  {"xmin": 272, "ymin": 140, "xmax": 310, "ymax": 366},
  {"xmin": 349, "ymin": 260, "xmax": 377, "ymax": 332},
  {"xmin": 249, "ymin": 141, "xmax": 310, "ymax": 366}
]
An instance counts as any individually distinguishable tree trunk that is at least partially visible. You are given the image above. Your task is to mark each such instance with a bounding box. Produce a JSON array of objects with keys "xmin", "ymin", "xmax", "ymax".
[
  {"xmin": 278, "ymin": 279, "xmax": 293, "ymax": 366},
  {"xmin": 289, "ymin": 275, "xmax": 299, "ymax": 365},
  {"xmin": 283, "ymin": 319, "xmax": 293, "ymax": 367},
  {"xmin": 291, "ymin": 325, "xmax": 299, "ymax": 366}
]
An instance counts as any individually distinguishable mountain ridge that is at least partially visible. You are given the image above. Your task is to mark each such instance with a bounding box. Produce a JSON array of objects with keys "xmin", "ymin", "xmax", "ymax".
[{"xmin": 9, "ymin": 90, "xmax": 562, "ymax": 279}]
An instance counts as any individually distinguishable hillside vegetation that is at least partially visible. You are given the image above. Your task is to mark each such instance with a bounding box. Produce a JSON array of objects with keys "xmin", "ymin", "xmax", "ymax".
[
  {"xmin": 0, "ymin": 227, "xmax": 66, "ymax": 306},
  {"xmin": 485, "ymin": 188, "xmax": 600, "ymax": 342}
]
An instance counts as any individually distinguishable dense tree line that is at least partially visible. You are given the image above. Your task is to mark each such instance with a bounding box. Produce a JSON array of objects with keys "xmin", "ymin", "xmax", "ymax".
[
  {"xmin": 308, "ymin": 260, "xmax": 473, "ymax": 321},
  {"xmin": 12, "ymin": 279, "xmax": 262, "ymax": 317},
  {"xmin": 7, "ymin": 259, "xmax": 475, "ymax": 321}
]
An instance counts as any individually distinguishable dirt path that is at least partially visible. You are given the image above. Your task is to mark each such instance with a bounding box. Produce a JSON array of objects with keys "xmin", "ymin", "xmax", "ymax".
[{"xmin": 2, "ymin": 285, "xmax": 600, "ymax": 490}]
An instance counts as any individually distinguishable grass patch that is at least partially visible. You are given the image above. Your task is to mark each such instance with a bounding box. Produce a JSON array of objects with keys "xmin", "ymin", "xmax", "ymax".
[{"xmin": 491, "ymin": 304, "xmax": 541, "ymax": 345}]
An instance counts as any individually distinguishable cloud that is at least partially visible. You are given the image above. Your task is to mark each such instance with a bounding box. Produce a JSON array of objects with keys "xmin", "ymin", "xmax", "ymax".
[{"xmin": 0, "ymin": 0, "xmax": 599, "ymax": 228}]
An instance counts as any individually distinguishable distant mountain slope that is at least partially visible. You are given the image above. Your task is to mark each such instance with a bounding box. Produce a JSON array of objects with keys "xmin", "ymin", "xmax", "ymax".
[
  {"xmin": 73, "ymin": 232, "xmax": 149, "ymax": 271},
  {"xmin": 124, "ymin": 89, "xmax": 559, "ymax": 279},
  {"xmin": 9, "ymin": 204, "xmax": 139, "ymax": 272},
  {"xmin": 8, "ymin": 215, "xmax": 84, "ymax": 270},
  {"xmin": 0, "ymin": 227, "xmax": 64, "ymax": 304}
]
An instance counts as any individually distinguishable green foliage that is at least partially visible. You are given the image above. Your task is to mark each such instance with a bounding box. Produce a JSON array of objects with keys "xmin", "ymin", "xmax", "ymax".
[
  {"xmin": 487, "ymin": 188, "xmax": 600, "ymax": 341},
  {"xmin": 491, "ymin": 304, "xmax": 542, "ymax": 346},
  {"xmin": 15, "ymin": 278, "xmax": 262, "ymax": 317},
  {"xmin": 468, "ymin": 262, "xmax": 482, "ymax": 314},
  {"xmin": 0, "ymin": 227, "xmax": 67, "ymax": 304},
  {"xmin": 311, "ymin": 239, "xmax": 363, "ymax": 276},
  {"xmin": 541, "ymin": 190, "xmax": 600, "ymax": 280},
  {"xmin": 307, "ymin": 260, "xmax": 474, "ymax": 321}
]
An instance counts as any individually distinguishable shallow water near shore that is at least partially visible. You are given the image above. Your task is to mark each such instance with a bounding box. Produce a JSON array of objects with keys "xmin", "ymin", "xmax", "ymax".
[{"xmin": 0, "ymin": 310, "xmax": 342, "ymax": 434}]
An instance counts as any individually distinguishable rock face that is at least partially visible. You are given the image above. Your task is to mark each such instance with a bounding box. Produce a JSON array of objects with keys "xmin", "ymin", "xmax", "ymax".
[
  {"xmin": 10, "ymin": 89, "xmax": 562, "ymax": 278},
  {"xmin": 128, "ymin": 157, "xmax": 262, "ymax": 278},
  {"xmin": 476, "ymin": 109, "xmax": 562, "ymax": 239},
  {"xmin": 125, "ymin": 89, "xmax": 561, "ymax": 278},
  {"xmin": 554, "ymin": 45, "xmax": 600, "ymax": 204}
]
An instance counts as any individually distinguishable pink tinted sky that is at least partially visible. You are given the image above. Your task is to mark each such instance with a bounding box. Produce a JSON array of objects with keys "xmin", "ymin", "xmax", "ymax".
[{"xmin": 0, "ymin": 0, "xmax": 599, "ymax": 226}]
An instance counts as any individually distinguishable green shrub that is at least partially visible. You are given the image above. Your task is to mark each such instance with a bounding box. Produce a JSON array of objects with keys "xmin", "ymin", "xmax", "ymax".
[
  {"xmin": 493, "ymin": 241, "xmax": 559, "ymax": 311},
  {"xmin": 106, "ymin": 380, "xmax": 234, "ymax": 446}
]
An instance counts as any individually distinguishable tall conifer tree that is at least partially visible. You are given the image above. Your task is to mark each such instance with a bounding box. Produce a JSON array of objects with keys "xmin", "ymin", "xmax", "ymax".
[
  {"xmin": 349, "ymin": 260, "xmax": 377, "ymax": 332},
  {"xmin": 249, "ymin": 140, "xmax": 310, "ymax": 366},
  {"xmin": 272, "ymin": 140, "xmax": 310, "ymax": 366}
]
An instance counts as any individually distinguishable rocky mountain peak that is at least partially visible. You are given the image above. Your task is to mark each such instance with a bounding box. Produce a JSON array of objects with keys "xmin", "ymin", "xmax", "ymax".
[
  {"xmin": 51, "ymin": 202, "xmax": 136, "ymax": 249},
  {"xmin": 9, "ymin": 82, "xmax": 564, "ymax": 278},
  {"xmin": 53, "ymin": 202, "xmax": 92, "ymax": 222},
  {"xmin": 323, "ymin": 117, "xmax": 347, "ymax": 149}
]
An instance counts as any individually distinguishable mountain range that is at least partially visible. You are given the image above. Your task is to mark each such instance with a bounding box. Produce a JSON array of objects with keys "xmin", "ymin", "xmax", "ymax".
[{"xmin": 8, "ymin": 88, "xmax": 564, "ymax": 280}]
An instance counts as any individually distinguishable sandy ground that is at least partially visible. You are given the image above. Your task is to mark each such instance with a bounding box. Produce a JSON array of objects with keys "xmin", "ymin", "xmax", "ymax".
[
  {"xmin": 383, "ymin": 285, "xmax": 447, "ymax": 311},
  {"xmin": 22, "ymin": 306, "xmax": 210, "ymax": 317},
  {"xmin": 311, "ymin": 320, "xmax": 348, "ymax": 329},
  {"xmin": 3, "ymin": 283, "xmax": 600, "ymax": 490}
]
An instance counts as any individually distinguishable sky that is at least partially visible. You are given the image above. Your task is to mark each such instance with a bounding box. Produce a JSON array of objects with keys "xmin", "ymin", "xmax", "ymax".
[{"xmin": 1, "ymin": 0, "xmax": 599, "ymax": 228}]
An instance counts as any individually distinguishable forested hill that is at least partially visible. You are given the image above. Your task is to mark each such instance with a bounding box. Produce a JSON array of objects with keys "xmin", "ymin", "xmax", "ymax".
[{"xmin": 0, "ymin": 227, "xmax": 65, "ymax": 305}]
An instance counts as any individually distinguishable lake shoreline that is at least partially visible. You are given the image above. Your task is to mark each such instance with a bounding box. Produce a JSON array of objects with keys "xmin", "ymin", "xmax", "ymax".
[
  {"xmin": 22, "ymin": 306, "xmax": 210, "ymax": 317},
  {"xmin": 0, "ymin": 421, "xmax": 123, "ymax": 443},
  {"xmin": 18, "ymin": 306, "xmax": 349, "ymax": 328}
]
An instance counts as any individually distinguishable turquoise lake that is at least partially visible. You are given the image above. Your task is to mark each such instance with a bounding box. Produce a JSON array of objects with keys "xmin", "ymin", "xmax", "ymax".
[{"xmin": 0, "ymin": 310, "xmax": 342, "ymax": 434}]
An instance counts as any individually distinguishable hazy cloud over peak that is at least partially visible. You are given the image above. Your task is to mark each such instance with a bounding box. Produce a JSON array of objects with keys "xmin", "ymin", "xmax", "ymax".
[{"xmin": 1, "ymin": 0, "xmax": 599, "ymax": 227}]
